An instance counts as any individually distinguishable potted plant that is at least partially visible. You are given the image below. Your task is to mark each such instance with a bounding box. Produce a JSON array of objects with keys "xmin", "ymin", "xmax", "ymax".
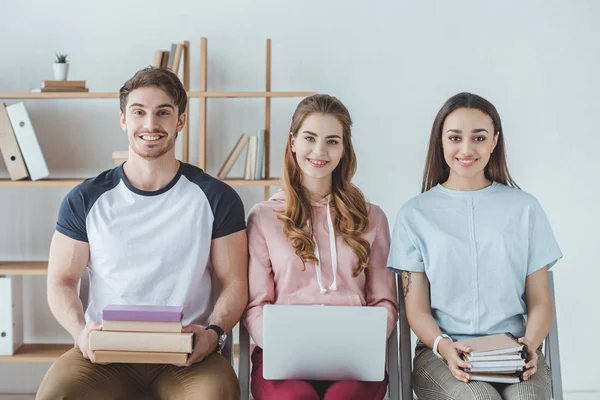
[{"xmin": 53, "ymin": 53, "xmax": 69, "ymax": 80}]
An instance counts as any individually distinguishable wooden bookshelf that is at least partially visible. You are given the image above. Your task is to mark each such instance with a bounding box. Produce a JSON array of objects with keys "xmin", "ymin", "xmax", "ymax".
[
  {"xmin": 197, "ymin": 38, "xmax": 314, "ymax": 200},
  {"xmin": 0, "ymin": 343, "xmax": 73, "ymax": 363},
  {"xmin": 0, "ymin": 262, "xmax": 47, "ymax": 275},
  {"xmin": 0, "ymin": 38, "xmax": 311, "ymax": 372}
]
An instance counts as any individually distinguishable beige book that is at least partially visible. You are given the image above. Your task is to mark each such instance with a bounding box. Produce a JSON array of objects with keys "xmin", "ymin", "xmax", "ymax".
[
  {"xmin": 217, "ymin": 134, "xmax": 250, "ymax": 179},
  {"xmin": 89, "ymin": 330, "xmax": 193, "ymax": 353},
  {"xmin": 0, "ymin": 103, "xmax": 29, "ymax": 180},
  {"xmin": 244, "ymin": 135, "xmax": 257, "ymax": 180},
  {"xmin": 32, "ymin": 87, "xmax": 89, "ymax": 93},
  {"xmin": 469, "ymin": 372, "xmax": 520, "ymax": 384},
  {"xmin": 153, "ymin": 50, "xmax": 163, "ymax": 67},
  {"xmin": 172, "ymin": 43, "xmax": 184, "ymax": 75},
  {"xmin": 102, "ymin": 319, "xmax": 182, "ymax": 333},
  {"xmin": 160, "ymin": 51, "xmax": 169, "ymax": 68},
  {"xmin": 94, "ymin": 350, "xmax": 187, "ymax": 365},
  {"xmin": 461, "ymin": 333, "xmax": 524, "ymax": 357},
  {"xmin": 42, "ymin": 80, "xmax": 86, "ymax": 88}
]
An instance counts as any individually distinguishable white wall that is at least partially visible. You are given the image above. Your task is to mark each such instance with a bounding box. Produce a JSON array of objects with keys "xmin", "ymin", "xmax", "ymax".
[{"xmin": 0, "ymin": 0, "xmax": 597, "ymax": 394}]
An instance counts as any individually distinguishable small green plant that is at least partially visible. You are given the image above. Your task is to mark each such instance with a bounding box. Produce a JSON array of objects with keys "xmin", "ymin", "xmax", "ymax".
[{"xmin": 55, "ymin": 53, "xmax": 68, "ymax": 63}]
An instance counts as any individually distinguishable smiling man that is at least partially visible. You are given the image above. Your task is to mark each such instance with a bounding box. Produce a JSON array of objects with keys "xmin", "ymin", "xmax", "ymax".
[{"xmin": 36, "ymin": 67, "xmax": 247, "ymax": 400}]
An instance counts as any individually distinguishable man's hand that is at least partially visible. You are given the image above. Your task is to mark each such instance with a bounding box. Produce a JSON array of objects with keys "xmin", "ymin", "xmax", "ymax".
[
  {"xmin": 181, "ymin": 324, "xmax": 218, "ymax": 366},
  {"xmin": 76, "ymin": 321, "xmax": 102, "ymax": 363},
  {"xmin": 438, "ymin": 339, "xmax": 473, "ymax": 383},
  {"xmin": 519, "ymin": 337, "xmax": 538, "ymax": 380}
]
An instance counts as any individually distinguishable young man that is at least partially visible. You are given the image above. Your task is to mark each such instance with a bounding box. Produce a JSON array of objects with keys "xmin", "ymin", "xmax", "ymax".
[{"xmin": 36, "ymin": 67, "xmax": 247, "ymax": 400}]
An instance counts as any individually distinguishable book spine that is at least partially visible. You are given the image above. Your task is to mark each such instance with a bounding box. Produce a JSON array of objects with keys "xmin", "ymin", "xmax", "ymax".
[
  {"xmin": 93, "ymin": 350, "xmax": 188, "ymax": 364},
  {"xmin": 102, "ymin": 320, "xmax": 182, "ymax": 333},
  {"xmin": 102, "ymin": 308, "xmax": 182, "ymax": 322},
  {"xmin": 89, "ymin": 331, "xmax": 193, "ymax": 353}
]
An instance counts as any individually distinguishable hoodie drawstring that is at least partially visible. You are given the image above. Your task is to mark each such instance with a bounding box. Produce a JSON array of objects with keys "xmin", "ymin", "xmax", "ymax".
[{"xmin": 313, "ymin": 201, "xmax": 338, "ymax": 294}]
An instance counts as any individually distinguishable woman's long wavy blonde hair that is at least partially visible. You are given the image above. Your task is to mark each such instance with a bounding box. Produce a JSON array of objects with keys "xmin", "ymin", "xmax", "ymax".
[{"xmin": 277, "ymin": 94, "xmax": 371, "ymax": 277}]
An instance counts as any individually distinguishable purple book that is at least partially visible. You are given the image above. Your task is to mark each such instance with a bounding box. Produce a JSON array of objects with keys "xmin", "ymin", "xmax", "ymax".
[{"xmin": 102, "ymin": 304, "xmax": 183, "ymax": 322}]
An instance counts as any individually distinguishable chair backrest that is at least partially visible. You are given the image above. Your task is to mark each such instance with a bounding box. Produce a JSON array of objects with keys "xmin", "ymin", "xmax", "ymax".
[{"xmin": 545, "ymin": 270, "xmax": 563, "ymax": 400}]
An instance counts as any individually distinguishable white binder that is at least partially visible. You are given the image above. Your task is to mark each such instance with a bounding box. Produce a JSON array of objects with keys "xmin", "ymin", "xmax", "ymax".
[
  {"xmin": 6, "ymin": 102, "xmax": 49, "ymax": 181},
  {"xmin": 0, "ymin": 276, "xmax": 24, "ymax": 356}
]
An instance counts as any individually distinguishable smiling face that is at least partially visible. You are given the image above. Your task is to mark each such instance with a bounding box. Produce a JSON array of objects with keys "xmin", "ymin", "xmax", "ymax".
[
  {"xmin": 442, "ymin": 107, "xmax": 499, "ymax": 184},
  {"xmin": 119, "ymin": 86, "xmax": 185, "ymax": 160},
  {"xmin": 291, "ymin": 113, "xmax": 344, "ymax": 183}
]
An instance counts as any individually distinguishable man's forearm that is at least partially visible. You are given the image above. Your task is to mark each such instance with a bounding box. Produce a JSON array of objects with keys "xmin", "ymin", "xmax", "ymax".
[
  {"xmin": 47, "ymin": 280, "xmax": 86, "ymax": 342},
  {"xmin": 209, "ymin": 281, "xmax": 248, "ymax": 333}
]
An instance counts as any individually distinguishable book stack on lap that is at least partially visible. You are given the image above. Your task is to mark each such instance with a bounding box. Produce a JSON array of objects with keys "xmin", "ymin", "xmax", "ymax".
[
  {"xmin": 90, "ymin": 305, "xmax": 192, "ymax": 364},
  {"xmin": 32, "ymin": 80, "xmax": 89, "ymax": 93},
  {"xmin": 461, "ymin": 333, "xmax": 528, "ymax": 383}
]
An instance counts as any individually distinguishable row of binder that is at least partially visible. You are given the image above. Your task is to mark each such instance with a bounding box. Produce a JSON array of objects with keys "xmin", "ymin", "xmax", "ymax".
[{"xmin": 0, "ymin": 102, "xmax": 49, "ymax": 181}]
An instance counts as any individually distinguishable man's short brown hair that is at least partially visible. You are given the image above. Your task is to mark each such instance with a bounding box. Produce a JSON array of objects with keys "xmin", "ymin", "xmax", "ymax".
[{"xmin": 119, "ymin": 67, "xmax": 187, "ymax": 117}]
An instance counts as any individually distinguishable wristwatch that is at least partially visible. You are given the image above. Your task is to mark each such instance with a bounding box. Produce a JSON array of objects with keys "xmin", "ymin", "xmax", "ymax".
[
  {"xmin": 433, "ymin": 334, "xmax": 452, "ymax": 359},
  {"xmin": 205, "ymin": 324, "xmax": 227, "ymax": 353}
]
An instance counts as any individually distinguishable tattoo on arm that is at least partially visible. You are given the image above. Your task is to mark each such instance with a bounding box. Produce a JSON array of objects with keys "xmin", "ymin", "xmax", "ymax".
[{"xmin": 402, "ymin": 271, "xmax": 412, "ymax": 297}]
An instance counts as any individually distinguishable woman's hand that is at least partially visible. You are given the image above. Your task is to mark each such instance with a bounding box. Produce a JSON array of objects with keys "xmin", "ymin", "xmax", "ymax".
[
  {"xmin": 518, "ymin": 337, "xmax": 538, "ymax": 380},
  {"xmin": 438, "ymin": 339, "xmax": 473, "ymax": 383}
]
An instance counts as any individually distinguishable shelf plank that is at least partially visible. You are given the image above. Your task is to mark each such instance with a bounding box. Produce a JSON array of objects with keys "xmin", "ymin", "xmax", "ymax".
[
  {"xmin": 0, "ymin": 262, "xmax": 48, "ymax": 275},
  {"xmin": 0, "ymin": 178, "xmax": 281, "ymax": 188},
  {"xmin": 0, "ymin": 343, "xmax": 73, "ymax": 363},
  {"xmin": 224, "ymin": 178, "xmax": 281, "ymax": 187},
  {"xmin": 187, "ymin": 91, "xmax": 315, "ymax": 98},
  {"xmin": 0, "ymin": 93, "xmax": 119, "ymax": 99},
  {"xmin": 0, "ymin": 343, "xmax": 251, "ymax": 364},
  {"xmin": 0, "ymin": 91, "xmax": 315, "ymax": 100},
  {"xmin": 0, "ymin": 178, "xmax": 85, "ymax": 187}
]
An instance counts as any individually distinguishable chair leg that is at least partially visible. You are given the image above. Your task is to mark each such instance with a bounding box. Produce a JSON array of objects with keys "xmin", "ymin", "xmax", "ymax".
[
  {"xmin": 239, "ymin": 322, "xmax": 251, "ymax": 400},
  {"xmin": 548, "ymin": 271, "xmax": 563, "ymax": 400},
  {"xmin": 397, "ymin": 276, "xmax": 414, "ymax": 400},
  {"xmin": 387, "ymin": 325, "xmax": 400, "ymax": 400}
]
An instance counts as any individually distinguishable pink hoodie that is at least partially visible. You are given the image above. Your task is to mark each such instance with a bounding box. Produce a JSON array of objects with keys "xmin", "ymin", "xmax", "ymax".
[{"xmin": 244, "ymin": 191, "xmax": 399, "ymax": 348}]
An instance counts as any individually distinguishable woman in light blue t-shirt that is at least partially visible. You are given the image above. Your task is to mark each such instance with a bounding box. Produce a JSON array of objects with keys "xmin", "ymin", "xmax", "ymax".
[{"xmin": 388, "ymin": 92, "xmax": 562, "ymax": 400}]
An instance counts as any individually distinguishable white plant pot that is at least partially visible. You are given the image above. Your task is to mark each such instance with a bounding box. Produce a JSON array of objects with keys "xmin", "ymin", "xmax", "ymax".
[{"xmin": 53, "ymin": 63, "xmax": 69, "ymax": 80}]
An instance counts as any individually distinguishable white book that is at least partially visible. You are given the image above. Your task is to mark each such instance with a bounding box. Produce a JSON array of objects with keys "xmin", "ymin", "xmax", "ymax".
[
  {"xmin": 244, "ymin": 135, "xmax": 257, "ymax": 180},
  {"xmin": 466, "ymin": 366, "xmax": 524, "ymax": 373},
  {"xmin": 464, "ymin": 353, "xmax": 523, "ymax": 362},
  {"xmin": 469, "ymin": 373, "xmax": 521, "ymax": 384},
  {"xmin": 468, "ymin": 359, "xmax": 525, "ymax": 369},
  {"xmin": 0, "ymin": 276, "xmax": 24, "ymax": 356},
  {"xmin": 254, "ymin": 129, "xmax": 265, "ymax": 180},
  {"xmin": 6, "ymin": 103, "xmax": 49, "ymax": 180}
]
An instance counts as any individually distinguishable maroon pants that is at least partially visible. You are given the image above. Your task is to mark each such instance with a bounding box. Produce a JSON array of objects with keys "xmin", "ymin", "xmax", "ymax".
[{"xmin": 250, "ymin": 347, "xmax": 388, "ymax": 400}]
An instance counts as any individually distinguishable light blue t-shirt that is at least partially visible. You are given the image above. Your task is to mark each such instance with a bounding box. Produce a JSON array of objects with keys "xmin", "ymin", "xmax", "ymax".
[{"xmin": 388, "ymin": 182, "xmax": 562, "ymax": 340}]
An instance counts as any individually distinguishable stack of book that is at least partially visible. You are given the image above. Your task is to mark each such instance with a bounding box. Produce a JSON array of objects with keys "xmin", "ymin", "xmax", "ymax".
[
  {"xmin": 217, "ymin": 129, "xmax": 266, "ymax": 180},
  {"xmin": 152, "ymin": 43, "xmax": 184, "ymax": 74},
  {"xmin": 461, "ymin": 333, "xmax": 528, "ymax": 383},
  {"xmin": 90, "ymin": 304, "xmax": 193, "ymax": 364},
  {"xmin": 31, "ymin": 80, "xmax": 89, "ymax": 93},
  {"xmin": 0, "ymin": 102, "xmax": 49, "ymax": 181}
]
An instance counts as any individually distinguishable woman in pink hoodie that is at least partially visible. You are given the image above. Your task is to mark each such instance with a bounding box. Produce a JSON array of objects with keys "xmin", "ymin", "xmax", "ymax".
[{"xmin": 244, "ymin": 94, "xmax": 399, "ymax": 400}]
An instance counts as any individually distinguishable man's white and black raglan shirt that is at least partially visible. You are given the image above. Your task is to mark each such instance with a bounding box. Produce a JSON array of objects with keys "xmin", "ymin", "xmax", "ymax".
[{"xmin": 56, "ymin": 162, "xmax": 246, "ymax": 325}]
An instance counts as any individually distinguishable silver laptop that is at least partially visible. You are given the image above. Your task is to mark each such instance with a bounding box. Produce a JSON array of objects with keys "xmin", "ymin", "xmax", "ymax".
[{"xmin": 262, "ymin": 304, "xmax": 387, "ymax": 381}]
